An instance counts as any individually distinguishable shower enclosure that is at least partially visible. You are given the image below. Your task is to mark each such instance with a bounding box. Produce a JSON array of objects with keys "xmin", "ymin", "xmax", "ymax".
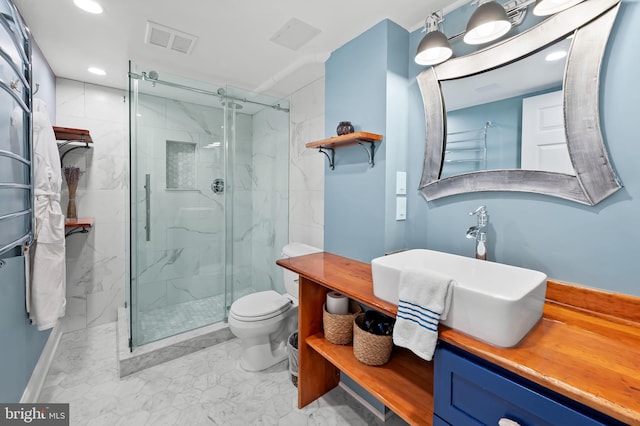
[{"xmin": 127, "ymin": 64, "xmax": 290, "ymax": 348}]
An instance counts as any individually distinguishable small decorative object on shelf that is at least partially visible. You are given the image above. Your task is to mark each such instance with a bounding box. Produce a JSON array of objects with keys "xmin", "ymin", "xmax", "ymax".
[
  {"xmin": 336, "ymin": 121, "xmax": 354, "ymax": 136},
  {"xmin": 64, "ymin": 166, "xmax": 81, "ymax": 222}
]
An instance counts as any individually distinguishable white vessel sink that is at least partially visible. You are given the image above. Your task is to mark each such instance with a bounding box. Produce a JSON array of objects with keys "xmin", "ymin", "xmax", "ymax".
[{"xmin": 371, "ymin": 249, "xmax": 547, "ymax": 347}]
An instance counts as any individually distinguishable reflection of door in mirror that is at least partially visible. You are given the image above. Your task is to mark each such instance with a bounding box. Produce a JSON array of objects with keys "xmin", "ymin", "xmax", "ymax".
[{"xmin": 521, "ymin": 91, "xmax": 575, "ymax": 175}]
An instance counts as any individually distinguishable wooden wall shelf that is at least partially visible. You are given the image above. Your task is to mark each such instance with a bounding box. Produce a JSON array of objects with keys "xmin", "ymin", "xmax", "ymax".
[
  {"xmin": 305, "ymin": 132, "xmax": 383, "ymax": 170},
  {"xmin": 65, "ymin": 217, "xmax": 94, "ymax": 237},
  {"xmin": 54, "ymin": 126, "xmax": 93, "ymax": 165},
  {"xmin": 53, "ymin": 126, "xmax": 93, "ymax": 143}
]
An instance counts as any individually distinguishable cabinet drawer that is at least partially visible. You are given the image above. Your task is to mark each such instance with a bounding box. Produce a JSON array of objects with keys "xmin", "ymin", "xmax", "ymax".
[{"xmin": 434, "ymin": 346, "xmax": 622, "ymax": 426}]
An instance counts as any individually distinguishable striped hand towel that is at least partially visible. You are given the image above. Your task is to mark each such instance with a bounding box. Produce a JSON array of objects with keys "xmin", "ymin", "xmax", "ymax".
[{"xmin": 392, "ymin": 267, "xmax": 454, "ymax": 361}]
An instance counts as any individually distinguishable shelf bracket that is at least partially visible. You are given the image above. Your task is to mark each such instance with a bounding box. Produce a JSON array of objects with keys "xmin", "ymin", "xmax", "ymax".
[
  {"xmin": 58, "ymin": 139, "xmax": 91, "ymax": 166},
  {"xmin": 65, "ymin": 226, "xmax": 90, "ymax": 238},
  {"xmin": 358, "ymin": 141, "xmax": 376, "ymax": 168},
  {"xmin": 318, "ymin": 147, "xmax": 335, "ymax": 170}
]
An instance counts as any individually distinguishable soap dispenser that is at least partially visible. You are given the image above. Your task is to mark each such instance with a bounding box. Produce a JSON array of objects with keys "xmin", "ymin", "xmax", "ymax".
[
  {"xmin": 476, "ymin": 232, "xmax": 487, "ymax": 260},
  {"xmin": 466, "ymin": 205, "xmax": 489, "ymax": 260}
]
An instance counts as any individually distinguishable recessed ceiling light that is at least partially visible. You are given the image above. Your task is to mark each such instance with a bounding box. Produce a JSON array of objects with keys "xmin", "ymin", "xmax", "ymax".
[
  {"xmin": 545, "ymin": 50, "xmax": 567, "ymax": 62},
  {"xmin": 74, "ymin": 0, "xmax": 103, "ymax": 14},
  {"xmin": 88, "ymin": 67, "xmax": 106, "ymax": 76}
]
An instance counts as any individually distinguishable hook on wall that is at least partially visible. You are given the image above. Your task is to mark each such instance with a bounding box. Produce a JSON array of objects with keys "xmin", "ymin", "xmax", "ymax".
[{"xmin": 9, "ymin": 81, "xmax": 39, "ymax": 95}]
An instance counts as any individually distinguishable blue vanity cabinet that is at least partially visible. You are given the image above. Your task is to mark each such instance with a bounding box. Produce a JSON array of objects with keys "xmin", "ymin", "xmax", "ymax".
[{"xmin": 433, "ymin": 344, "xmax": 624, "ymax": 426}]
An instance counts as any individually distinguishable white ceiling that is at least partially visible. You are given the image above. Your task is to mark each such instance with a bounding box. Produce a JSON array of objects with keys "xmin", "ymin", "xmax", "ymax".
[
  {"xmin": 13, "ymin": 0, "xmax": 467, "ymax": 98},
  {"xmin": 443, "ymin": 38, "xmax": 571, "ymax": 111}
]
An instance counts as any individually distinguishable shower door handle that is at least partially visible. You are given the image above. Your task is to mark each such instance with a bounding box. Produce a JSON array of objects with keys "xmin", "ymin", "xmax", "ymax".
[{"xmin": 144, "ymin": 174, "xmax": 151, "ymax": 241}]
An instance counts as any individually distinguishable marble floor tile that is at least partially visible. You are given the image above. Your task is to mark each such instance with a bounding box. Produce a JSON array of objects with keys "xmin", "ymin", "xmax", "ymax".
[{"xmin": 39, "ymin": 322, "xmax": 409, "ymax": 425}]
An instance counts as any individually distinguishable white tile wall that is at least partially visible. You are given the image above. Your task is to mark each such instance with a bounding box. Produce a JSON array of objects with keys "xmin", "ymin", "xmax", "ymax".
[
  {"xmin": 289, "ymin": 78, "xmax": 325, "ymax": 250},
  {"xmin": 251, "ymin": 106, "xmax": 290, "ymax": 293},
  {"xmin": 55, "ymin": 78, "xmax": 127, "ymax": 331}
]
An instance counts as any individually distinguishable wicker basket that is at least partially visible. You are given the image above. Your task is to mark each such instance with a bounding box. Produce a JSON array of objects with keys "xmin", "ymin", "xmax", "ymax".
[
  {"xmin": 323, "ymin": 300, "xmax": 362, "ymax": 345},
  {"xmin": 353, "ymin": 313, "xmax": 393, "ymax": 366}
]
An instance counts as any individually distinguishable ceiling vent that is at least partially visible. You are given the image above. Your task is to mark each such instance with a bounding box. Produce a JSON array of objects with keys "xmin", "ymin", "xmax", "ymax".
[
  {"xmin": 270, "ymin": 18, "xmax": 321, "ymax": 51},
  {"xmin": 145, "ymin": 21, "xmax": 198, "ymax": 55}
]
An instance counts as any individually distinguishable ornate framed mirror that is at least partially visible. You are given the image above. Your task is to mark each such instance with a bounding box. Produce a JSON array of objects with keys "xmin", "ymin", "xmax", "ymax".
[{"xmin": 417, "ymin": 0, "xmax": 622, "ymax": 205}]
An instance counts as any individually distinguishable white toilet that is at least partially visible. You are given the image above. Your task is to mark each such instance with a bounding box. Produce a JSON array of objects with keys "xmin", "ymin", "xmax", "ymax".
[{"xmin": 228, "ymin": 242, "xmax": 322, "ymax": 371}]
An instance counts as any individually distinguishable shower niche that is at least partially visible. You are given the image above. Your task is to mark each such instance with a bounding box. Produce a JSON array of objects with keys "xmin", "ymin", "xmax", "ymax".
[{"xmin": 165, "ymin": 140, "xmax": 197, "ymax": 190}]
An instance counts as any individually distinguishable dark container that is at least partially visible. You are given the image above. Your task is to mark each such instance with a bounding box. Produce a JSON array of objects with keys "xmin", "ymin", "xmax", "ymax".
[{"xmin": 336, "ymin": 121, "xmax": 355, "ymax": 135}]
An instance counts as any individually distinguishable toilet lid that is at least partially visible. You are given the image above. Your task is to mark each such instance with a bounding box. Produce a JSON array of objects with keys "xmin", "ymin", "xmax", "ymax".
[{"xmin": 230, "ymin": 290, "xmax": 292, "ymax": 321}]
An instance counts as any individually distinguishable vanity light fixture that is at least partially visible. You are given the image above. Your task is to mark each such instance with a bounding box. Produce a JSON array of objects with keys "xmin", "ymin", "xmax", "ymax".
[
  {"xmin": 415, "ymin": 10, "xmax": 453, "ymax": 66},
  {"xmin": 414, "ymin": 0, "xmax": 586, "ymax": 67},
  {"xmin": 73, "ymin": 0, "xmax": 103, "ymax": 14},
  {"xmin": 533, "ymin": 0, "xmax": 585, "ymax": 16},
  {"xmin": 464, "ymin": 1, "xmax": 512, "ymax": 45}
]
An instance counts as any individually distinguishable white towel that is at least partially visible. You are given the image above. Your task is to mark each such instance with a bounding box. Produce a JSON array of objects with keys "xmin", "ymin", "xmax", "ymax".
[
  {"xmin": 392, "ymin": 267, "xmax": 454, "ymax": 361},
  {"xmin": 29, "ymin": 99, "xmax": 66, "ymax": 330}
]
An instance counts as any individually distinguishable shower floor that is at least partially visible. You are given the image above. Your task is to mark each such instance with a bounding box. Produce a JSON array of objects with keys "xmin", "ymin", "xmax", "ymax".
[{"xmin": 136, "ymin": 287, "xmax": 253, "ymax": 345}]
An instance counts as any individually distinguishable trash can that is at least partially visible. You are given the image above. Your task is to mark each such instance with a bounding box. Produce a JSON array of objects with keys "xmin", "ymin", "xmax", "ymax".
[{"xmin": 287, "ymin": 331, "xmax": 299, "ymax": 387}]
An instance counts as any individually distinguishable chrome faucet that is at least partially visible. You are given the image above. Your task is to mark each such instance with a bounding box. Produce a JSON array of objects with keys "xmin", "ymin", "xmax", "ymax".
[
  {"xmin": 466, "ymin": 205, "xmax": 488, "ymax": 260},
  {"xmin": 465, "ymin": 226, "xmax": 480, "ymax": 240}
]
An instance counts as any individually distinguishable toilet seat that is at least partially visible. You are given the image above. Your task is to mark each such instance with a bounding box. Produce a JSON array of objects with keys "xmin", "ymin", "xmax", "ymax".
[{"xmin": 230, "ymin": 290, "xmax": 293, "ymax": 322}]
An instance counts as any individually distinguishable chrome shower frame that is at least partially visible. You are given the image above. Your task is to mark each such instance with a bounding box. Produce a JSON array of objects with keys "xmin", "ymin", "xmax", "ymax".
[{"xmin": 128, "ymin": 71, "xmax": 289, "ymax": 112}]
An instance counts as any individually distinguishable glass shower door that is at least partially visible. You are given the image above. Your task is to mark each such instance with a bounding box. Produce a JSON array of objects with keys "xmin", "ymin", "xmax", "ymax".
[{"xmin": 129, "ymin": 68, "xmax": 228, "ymax": 347}]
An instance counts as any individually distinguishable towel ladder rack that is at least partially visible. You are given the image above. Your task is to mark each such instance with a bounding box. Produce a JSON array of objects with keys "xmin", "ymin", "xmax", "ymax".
[
  {"xmin": 0, "ymin": 149, "xmax": 31, "ymax": 165},
  {"xmin": 442, "ymin": 121, "xmax": 492, "ymax": 175},
  {"xmin": 0, "ymin": 6, "xmax": 33, "ymax": 261},
  {"xmin": 0, "ymin": 235, "xmax": 30, "ymax": 258}
]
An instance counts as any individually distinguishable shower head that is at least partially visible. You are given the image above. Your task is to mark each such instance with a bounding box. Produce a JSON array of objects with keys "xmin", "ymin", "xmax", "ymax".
[
  {"xmin": 220, "ymin": 100, "xmax": 244, "ymax": 110},
  {"xmin": 147, "ymin": 70, "xmax": 159, "ymax": 80}
]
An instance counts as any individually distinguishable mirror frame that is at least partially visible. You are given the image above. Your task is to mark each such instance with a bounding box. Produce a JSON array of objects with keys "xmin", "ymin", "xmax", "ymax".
[{"xmin": 417, "ymin": 0, "xmax": 622, "ymax": 205}]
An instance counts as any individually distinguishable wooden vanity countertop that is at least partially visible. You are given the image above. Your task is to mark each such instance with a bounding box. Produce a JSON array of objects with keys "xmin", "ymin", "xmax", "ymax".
[{"xmin": 277, "ymin": 251, "xmax": 640, "ymax": 426}]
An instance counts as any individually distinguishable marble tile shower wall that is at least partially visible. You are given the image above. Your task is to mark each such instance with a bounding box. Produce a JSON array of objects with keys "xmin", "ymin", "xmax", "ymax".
[
  {"xmin": 230, "ymin": 113, "xmax": 256, "ymax": 297},
  {"xmin": 133, "ymin": 92, "xmax": 225, "ymax": 313},
  {"xmin": 250, "ymin": 106, "xmax": 290, "ymax": 294},
  {"xmin": 289, "ymin": 79, "xmax": 325, "ymax": 250},
  {"xmin": 56, "ymin": 79, "xmax": 127, "ymax": 331}
]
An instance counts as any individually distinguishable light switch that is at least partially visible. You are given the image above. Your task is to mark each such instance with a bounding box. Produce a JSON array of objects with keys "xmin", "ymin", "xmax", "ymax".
[
  {"xmin": 396, "ymin": 197, "xmax": 406, "ymax": 221},
  {"xmin": 396, "ymin": 171, "xmax": 406, "ymax": 195}
]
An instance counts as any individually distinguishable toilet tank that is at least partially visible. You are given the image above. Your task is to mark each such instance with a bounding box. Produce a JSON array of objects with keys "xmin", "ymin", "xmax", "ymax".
[{"xmin": 281, "ymin": 243, "xmax": 322, "ymax": 298}]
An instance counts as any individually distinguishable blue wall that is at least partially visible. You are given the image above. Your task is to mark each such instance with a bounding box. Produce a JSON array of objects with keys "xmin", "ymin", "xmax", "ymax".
[
  {"xmin": 325, "ymin": 2, "xmax": 640, "ymax": 296},
  {"xmin": 0, "ymin": 256, "xmax": 50, "ymax": 402},
  {"xmin": 325, "ymin": 20, "xmax": 408, "ymax": 261}
]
